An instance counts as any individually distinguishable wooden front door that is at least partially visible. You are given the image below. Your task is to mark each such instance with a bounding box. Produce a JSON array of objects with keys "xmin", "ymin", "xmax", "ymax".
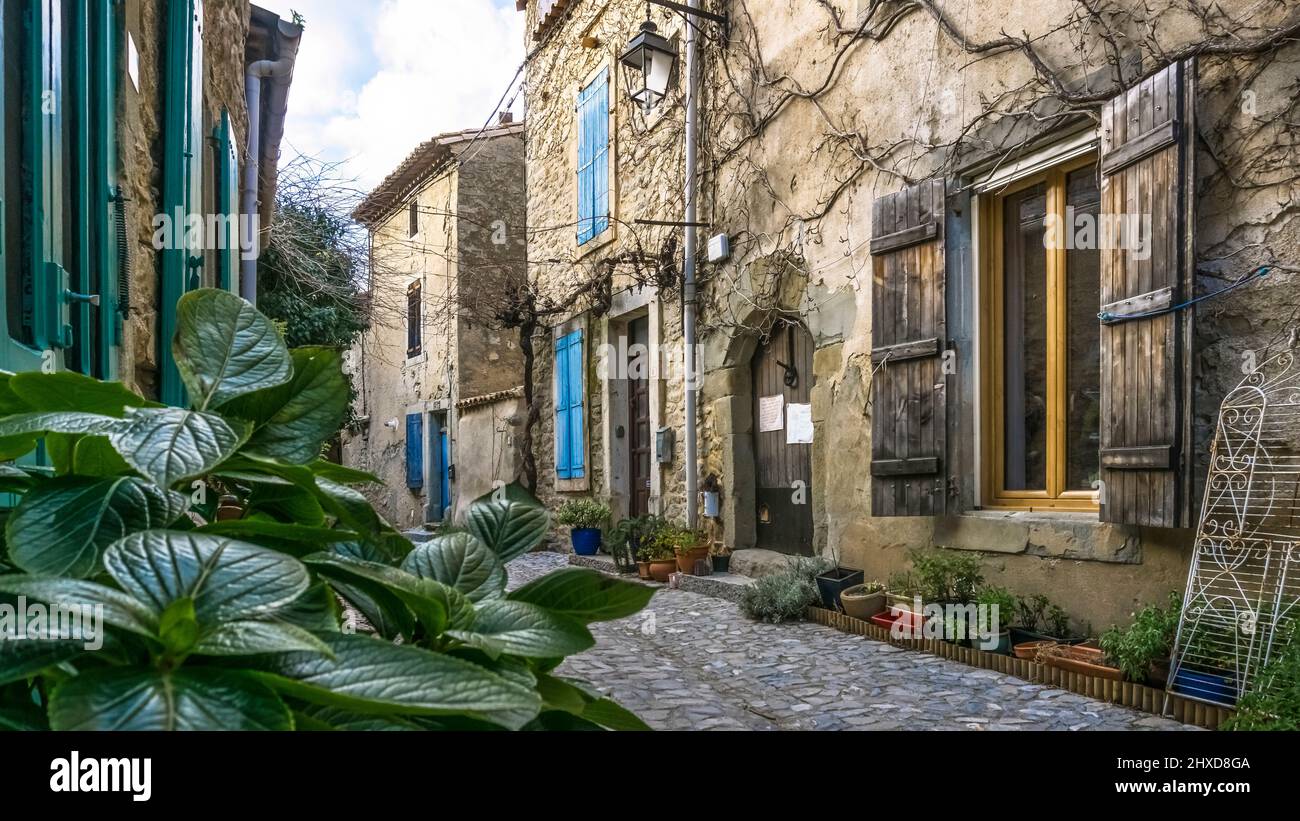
[
  {"xmin": 628, "ymin": 316, "xmax": 652, "ymax": 516},
  {"xmin": 752, "ymin": 323, "xmax": 814, "ymax": 554}
]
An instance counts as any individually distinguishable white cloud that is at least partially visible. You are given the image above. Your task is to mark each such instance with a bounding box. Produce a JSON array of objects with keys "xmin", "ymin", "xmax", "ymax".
[{"xmin": 257, "ymin": 0, "xmax": 524, "ymax": 188}]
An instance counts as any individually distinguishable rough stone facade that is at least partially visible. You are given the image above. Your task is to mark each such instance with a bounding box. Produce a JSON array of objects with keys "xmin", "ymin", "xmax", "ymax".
[
  {"xmin": 117, "ymin": 0, "xmax": 256, "ymax": 396},
  {"xmin": 520, "ymin": 0, "xmax": 1300, "ymax": 630},
  {"xmin": 344, "ymin": 126, "xmax": 527, "ymax": 527}
]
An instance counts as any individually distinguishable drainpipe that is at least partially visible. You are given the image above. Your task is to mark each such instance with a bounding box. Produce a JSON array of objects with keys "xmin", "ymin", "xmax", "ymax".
[
  {"xmin": 241, "ymin": 19, "xmax": 302, "ymax": 305},
  {"xmin": 682, "ymin": 0, "xmax": 700, "ymax": 530}
]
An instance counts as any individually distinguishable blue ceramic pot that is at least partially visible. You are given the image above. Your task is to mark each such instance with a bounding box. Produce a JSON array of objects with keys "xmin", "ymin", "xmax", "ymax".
[{"xmin": 571, "ymin": 527, "xmax": 602, "ymax": 556}]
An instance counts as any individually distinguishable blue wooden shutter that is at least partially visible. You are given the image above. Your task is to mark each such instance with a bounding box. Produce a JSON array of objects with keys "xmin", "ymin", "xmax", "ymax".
[
  {"xmin": 554, "ymin": 329, "xmax": 585, "ymax": 480},
  {"xmin": 576, "ymin": 69, "xmax": 609, "ymax": 245},
  {"xmin": 554, "ymin": 333, "xmax": 572, "ymax": 478},
  {"xmin": 406, "ymin": 413, "xmax": 424, "ymax": 490},
  {"xmin": 566, "ymin": 330, "xmax": 585, "ymax": 477}
]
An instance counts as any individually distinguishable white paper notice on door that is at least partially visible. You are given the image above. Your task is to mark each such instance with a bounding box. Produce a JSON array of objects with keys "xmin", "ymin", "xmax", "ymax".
[
  {"xmin": 786, "ymin": 403, "xmax": 813, "ymax": 444},
  {"xmin": 758, "ymin": 395, "xmax": 784, "ymax": 432}
]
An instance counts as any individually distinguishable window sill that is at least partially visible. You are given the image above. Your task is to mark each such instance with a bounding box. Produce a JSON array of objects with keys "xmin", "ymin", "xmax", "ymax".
[
  {"xmin": 934, "ymin": 509, "xmax": 1142, "ymax": 565},
  {"xmin": 575, "ymin": 225, "xmax": 616, "ymax": 260}
]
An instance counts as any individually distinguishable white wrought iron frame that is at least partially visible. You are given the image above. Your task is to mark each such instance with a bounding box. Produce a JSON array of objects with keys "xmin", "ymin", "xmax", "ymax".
[{"xmin": 1168, "ymin": 347, "xmax": 1300, "ymax": 709}]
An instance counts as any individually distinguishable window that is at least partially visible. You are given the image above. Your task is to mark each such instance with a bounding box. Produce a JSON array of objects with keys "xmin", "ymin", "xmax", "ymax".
[
  {"xmin": 2, "ymin": 0, "xmax": 119, "ymax": 378},
  {"xmin": 982, "ymin": 156, "xmax": 1101, "ymax": 510},
  {"xmin": 405, "ymin": 412, "xmax": 424, "ymax": 490},
  {"xmin": 406, "ymin": 281, "xmax": 421, "ymax": 358},
  {"xmin": 408, "ymin": 200, "xmax": 419, "ymax": 237},
  {"xmin": 576, "ymin": 68, "xmax": 609, "ymax": 245},
  {"xmin": 554, "ymin": 328, "xmax": 585, "ymax": 480}
]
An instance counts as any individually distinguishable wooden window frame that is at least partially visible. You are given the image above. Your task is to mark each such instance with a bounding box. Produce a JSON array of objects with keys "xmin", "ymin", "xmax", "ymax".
[
  {"xmin": 406, "ymin": 280, "xmax": 422, "ymax": 358},
  {"xmin": 979, "ymin": 153, "xmax": 1100, "ymax": 512}
]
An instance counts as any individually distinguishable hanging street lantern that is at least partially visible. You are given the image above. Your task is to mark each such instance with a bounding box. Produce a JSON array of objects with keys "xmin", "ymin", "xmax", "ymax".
[{"xmin": 619, "ymin": 19, "xmax": 676, "ymax": 114}]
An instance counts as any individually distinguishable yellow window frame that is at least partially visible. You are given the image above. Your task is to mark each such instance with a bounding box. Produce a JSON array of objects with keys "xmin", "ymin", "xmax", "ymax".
[{"xmin": 979, "ymin": 154, "xmax": 1100, "ymax": 512}]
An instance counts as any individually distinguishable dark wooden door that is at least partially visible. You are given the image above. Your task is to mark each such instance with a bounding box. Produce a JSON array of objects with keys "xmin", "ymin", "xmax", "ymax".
[
  {"xmin": 752, "ymin": 323, "xmax": 814, "ymax": 554},
  {"xmin": 628, "ymin": 316, "xmax": 652, "ymax": 517}
]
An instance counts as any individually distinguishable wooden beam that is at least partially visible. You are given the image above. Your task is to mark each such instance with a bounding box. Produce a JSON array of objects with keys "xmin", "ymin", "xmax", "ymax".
[
  {"xmin": 1102, "ymin": 445, "xmax": 1175, "ymax": 470},
  {"xmin": 872, "ymin": 457, "xmax": 940, "ymax": 477},
  {"xmin": 871, "ymin": 337, "xmax": 940, "ymax": 365},
  {"xmin": 1101, "ymin": 119, "xmax": 1179, "ymax": 176},
  {"xmin": 870, "ymin": 221, "xmax": 939, "ymax": 255}
]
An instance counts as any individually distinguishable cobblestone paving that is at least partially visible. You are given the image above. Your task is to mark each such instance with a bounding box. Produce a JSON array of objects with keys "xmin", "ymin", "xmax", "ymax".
[{"xmin": 509, "ymin": 552, "xmax": 1193, "ymax": 731}]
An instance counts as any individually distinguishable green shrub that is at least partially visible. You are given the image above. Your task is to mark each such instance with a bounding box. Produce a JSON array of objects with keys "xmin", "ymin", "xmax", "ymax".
[
  {"xmin": 1223, "ymin": 630, "xmax": 1300, "ymax": 731},
  {"xmin": 975, "ymin": 586, "xmax": 1019, "ymax": 634},
  {"xmin": 740, "ymin": 557, "xmax": 832, "ymax": 624},
  {"xmin": 554, "ymin": 498, "xmax": 611, "ymax": 530},
  {"xmin": 1099, "ymin": 591, "xmax": 1181, "ymax": 683},
  {"xmin": 908, "ymin": 548, "xmax": 983, "ymax": 602},
  {"xmin": 0, "ymin": 289, "xmax": 652, "ymax": 731}
]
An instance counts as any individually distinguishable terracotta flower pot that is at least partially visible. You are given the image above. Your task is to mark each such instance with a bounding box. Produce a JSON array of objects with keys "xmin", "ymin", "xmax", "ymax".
[
  {"xmin": 675, "ymin": 546, "xmax": 709, "ymax": 574},
  {"xmin": 636, "ymin": 561, "xmax": 653, "ymax": 581},
  {"xmin": 648, "ymin": 559, "xmax": 676, "ymax": 583},
  {"xmin": 1042, "ymin": 644, "xmax": 1122, "ymax": 681},
  {"xmin": 1014, "ymin": 640, "xmax": 1057, "ymax": 660},
  {"xmin": 840, "ymin": 586, "xmax": 887, "ymax": 621}
]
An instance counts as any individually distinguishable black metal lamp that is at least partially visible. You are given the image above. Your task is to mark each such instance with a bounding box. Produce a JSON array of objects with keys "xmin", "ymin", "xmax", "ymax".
[{"xmin": 619, "ymin": 19, "xmax": 676, "ymax": 114}]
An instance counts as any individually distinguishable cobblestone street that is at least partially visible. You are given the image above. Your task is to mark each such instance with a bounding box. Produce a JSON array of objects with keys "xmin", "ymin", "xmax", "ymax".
[{"xmin": 509, "ymin": 553, "xmax": 1192, "ymax": 731}]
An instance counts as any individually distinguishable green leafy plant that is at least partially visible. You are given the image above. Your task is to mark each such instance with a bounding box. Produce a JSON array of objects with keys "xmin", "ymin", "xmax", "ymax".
[
  {"xmin": 908, "ymin": 548, "xmax": 983, "ymax": 603},
  {"xmin": 740, "ymin": 557, "xmax": 832, "ymax": 624},
  {"xmin": 886, "ymin": 570, "xmax": 918, "ymax": 597},
  {"xmin": 1099, "ymin": 591, "xmax": 1181, "ymax": 683},
  {"xmin": 1223, "ymin": 626, "xmax": 1300, "ymax": 731},
  {"xmin": 554, "ymin": 499, "xmax": 611, "ymax": 530},
  {"xmin": 0, "ymin": 289, "xmax": 652, "ymax": 731},
  {"xmin": 1016, "ymin": 594, "xmax": 1050, "ymax": 631},
  {"xmin": 1046, "ymin": 604, "xmax": 1074, "ymax": 639},
  {"xmin": 975, "ymin": 586, "xmax": 1018, "ymax": 634}
]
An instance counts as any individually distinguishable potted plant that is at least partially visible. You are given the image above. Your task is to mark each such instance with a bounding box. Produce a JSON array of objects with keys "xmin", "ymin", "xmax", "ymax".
[
  {"xmin": 1098, "ymin": 591, "xmax": 1181, "ymax": 685},
  {"xmin": 885, "ymin": 570, "xmax": 921, "ymax": 612},
  {"xmin": 840, "ymin": 580, "xmax": 887, "ymax": 620},
  {"xmin": 710, "ymin": 542, "xmax": 733, "ymax": 573},
  {"xmin": 555, "ymin": 498, "xmax": 611, "ymax": 556},
  {"xmin": 1171, "ymin": 632, "xmax": 1241, "ymax": 703},
  {"xmin": 672, "ymin": 528, "xmax": 710, "ymax": 575},
  {"xmin": 1040, "ymin": 643, "xmax": 1123, "ymax": 681},
  {"xmin": 975, "ymin": 586, "xmax": 1018, "ymax": 654},
  {"xmin": 641, "ymin": 538, "xmax": 678, "ymax": 583},
  {"xmin": 909, "ymin": 547, "xmax": 983, "ymax": 605},
  {"xmin": 608, "ymin": 514, "xmax": 665, "ymax": 576},
  {"xmin": 1010, "ymin": 594, "xmax": 1088, "ymax": 648}
]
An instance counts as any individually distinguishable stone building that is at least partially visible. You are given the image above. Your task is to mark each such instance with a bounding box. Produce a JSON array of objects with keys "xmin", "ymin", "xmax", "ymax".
[
  {"xmin": 519, "ymin": 0, "xmax": 1300, "ymax": 629},
  {"xmin": 345, "ymin": 121, "xmax": 527, "ymax": 528},
  {"xmin": 2, "ymin": 1, "xmax": 299, "ymax": 399}
]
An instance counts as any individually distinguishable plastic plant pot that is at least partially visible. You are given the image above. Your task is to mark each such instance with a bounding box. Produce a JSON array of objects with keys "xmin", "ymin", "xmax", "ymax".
[{"xmin": 571, "ymin": 527, "xmax": 602, "ymax": 556}]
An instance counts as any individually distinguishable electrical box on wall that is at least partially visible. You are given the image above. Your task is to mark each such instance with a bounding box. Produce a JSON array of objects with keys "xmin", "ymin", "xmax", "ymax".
[
  {"xmin": 707, "ymin": 233, "xmax": 730, "ymax": 263},
  {"xmin": 656, "ymin": 426, "xmax": 675, "ymax": 463}
]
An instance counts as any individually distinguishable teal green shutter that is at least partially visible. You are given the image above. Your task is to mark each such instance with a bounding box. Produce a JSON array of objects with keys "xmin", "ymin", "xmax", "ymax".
[
  {"xmin": 92, "ymin": 0, "xmax": 121, "ymax": 378},
  {"xmin": 160, "ymin": 0, "xmax": 204, "ymax": 406},
  {"xmin": 214, "ymin": 109, "xmax": 239, "ymax": 294},
  {"xmin": 576, "ymin": 69, "xmax": 609, "ymax": 245}
]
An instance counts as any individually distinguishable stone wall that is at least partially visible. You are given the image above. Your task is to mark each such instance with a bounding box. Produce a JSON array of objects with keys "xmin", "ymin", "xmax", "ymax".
[
  {"xmin": 522, "ymin": 0, "xmax": 1299, "ymax": 627},
  {"xmin": 343, "ymin": 132, "xmax": 528, "ymax": 527},
  {"xmin": 118, "ymin": 0, "xmax": 251, "ymax": 397},
  {"xmin": 524, "ymin": 0, "xmax": 690, "ymax": 522}
]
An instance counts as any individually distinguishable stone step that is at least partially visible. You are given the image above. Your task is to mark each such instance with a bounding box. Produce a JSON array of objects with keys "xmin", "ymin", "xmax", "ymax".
[{"xmin": 728, "ymin": 548, "xmax": 802, "ymax": 579}]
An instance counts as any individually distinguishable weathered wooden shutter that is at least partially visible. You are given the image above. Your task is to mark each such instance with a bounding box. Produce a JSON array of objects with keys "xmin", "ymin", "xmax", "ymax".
[
  {"xmin": 405, "ymin": 413, "xmax": 424, "ymax": 490},
  {"xmin": 1097, "ymin": 60, "xmax": 1196, "ymax": 528},
  {"xmin": 869, "ymin": 179, "xmax": 948, "ymax": 516},
  {"xmin": 576, "ymin": 70, "xmax": 608, "ymax": 245}
]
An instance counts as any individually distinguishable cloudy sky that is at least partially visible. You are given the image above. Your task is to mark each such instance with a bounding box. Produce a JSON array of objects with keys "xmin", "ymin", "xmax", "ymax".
[{"xmin": 256, "ymin": 0, "xmax": 525, "ymax": 189}]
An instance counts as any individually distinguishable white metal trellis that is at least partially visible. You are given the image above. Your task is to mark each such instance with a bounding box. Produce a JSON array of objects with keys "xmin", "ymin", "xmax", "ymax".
[{"xmin": 1168, "ymin": 347, "xmax": 1300, "ymax": 709}]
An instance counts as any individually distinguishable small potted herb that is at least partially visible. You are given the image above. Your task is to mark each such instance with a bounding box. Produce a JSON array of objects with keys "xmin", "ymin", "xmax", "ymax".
[
  {"xmin": 672, "ymin": 528, "xmax": 710, "ymax": 575},
  {"xmin": 885, "ymin": 570, "xmax": 921, "ymax": 612},
  {"xmin": 638, "ymin": 537, "xmax": 677, "ymax": 583},
  {"xmin": 840, "ymin": 580, "xmax": 887, "ymax": 621},
  {"xmin": 608, "ymin": 514, "xmax": 666, "ymax": 576},
  {"xmin": 1010, "ymin": 593, "xmax": 1088, "ymax": 651},
  {"xmin": 555, "ymin": 498, "xmax": 611, "ymax": 556},
  {"xmin": 1099, "ymin": 591, "xmax": 1181, "ymax": 685},
  {"xmin": 974, "ymin": 586, "xmax": 1018, "ymax": 654}
]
